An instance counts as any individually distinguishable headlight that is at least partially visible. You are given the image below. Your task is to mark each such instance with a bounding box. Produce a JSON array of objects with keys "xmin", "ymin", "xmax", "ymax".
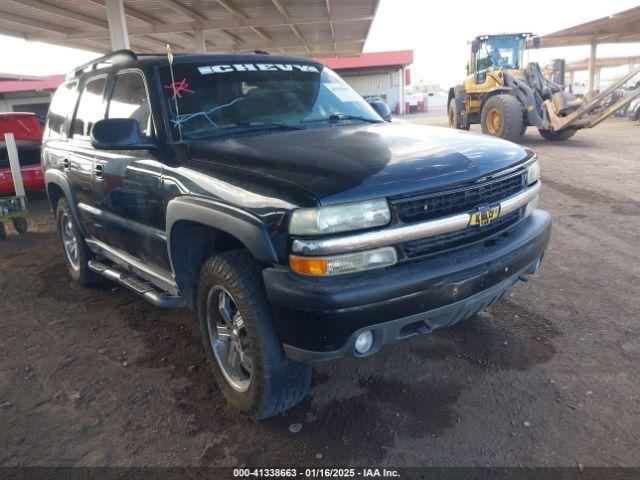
[
  {"xmin": 527, "ymin": 159, "xmax": 540, "ymax": 185},
  {"xmin": 289, "ymin": 199, "xmax": 390, "ymax": 236},
  {"xmin": 290, "ymin": 247, "xmax": 397, "ymax": 276}
]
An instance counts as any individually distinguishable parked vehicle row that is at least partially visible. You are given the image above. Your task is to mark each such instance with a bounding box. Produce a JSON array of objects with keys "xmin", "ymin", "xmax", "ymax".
[{"xmin": 0, "ymin": 112, "xmax": 45, "ymax": 196}]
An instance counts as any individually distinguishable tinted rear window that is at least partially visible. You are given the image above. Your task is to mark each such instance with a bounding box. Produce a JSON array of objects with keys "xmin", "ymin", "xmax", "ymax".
[
  {"xmin": 72, "ymin": 76, "xmax": 107, "ymax": 139},
  {"xmin": 0, "ymin": 146, "xmax": 41, "ymax": 169},
  {"xmin": 45, "ymin": 81, "xmax": 78, "ymax": 140}
]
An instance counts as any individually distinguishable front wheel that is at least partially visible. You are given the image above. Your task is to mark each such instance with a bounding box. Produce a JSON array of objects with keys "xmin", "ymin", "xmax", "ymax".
[
  {"xmin": 197, "ymin": 250, "xmax": 311, "ymax": 420},
  {"xmin": 481, "ymin": 94, "xmax": 524, "ymax": 142},
  {"xmin": 538, "ymin": 129, "xmax": 577, "ymax": 141},
  {"xmin": 0, "ymin": 222, "xmax": 6, "ymax": 241}
]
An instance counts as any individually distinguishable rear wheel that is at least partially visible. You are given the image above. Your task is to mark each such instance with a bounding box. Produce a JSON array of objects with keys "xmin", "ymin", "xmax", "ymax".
[
  {"xmin": 0, "ymin": 222, "xmax": 6, "ymax": 241},
  {"xmin": 55, "ymin": 198, "xmax": 99, "ymax": 285},
  {"xmin": 538, "ymin": 129, "xmax": 577, "ymax": 141},
  {"xmin": 448, "ymin": 99, "xmax": 469, "ymax": 130},
  {"xmin": 197, "ymin": 250, "xmax": 311, "ymax": 420},
  {"xmin": 12, "ymin": 217, "xmax": 28, "ymax": 234},
  {"xmin": 520, "ymin": 123, "xmax": 528, "ymax": 136},
  {"xmin": 481, "ymin": 94, "xmax": 524, "ymax": 142}
]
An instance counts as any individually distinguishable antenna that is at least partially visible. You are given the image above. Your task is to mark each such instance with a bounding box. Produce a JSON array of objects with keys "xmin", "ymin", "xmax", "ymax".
[{"xmin": 167, "ymin": 44, "xmax": 183, "ymax": 142}]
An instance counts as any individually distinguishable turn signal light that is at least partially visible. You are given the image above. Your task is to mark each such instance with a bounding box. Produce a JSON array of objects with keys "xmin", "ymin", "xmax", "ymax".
[
  {"xmin": 290, "ymin": 256, "xmax": 328, "ymax": 275},
  {"xmin": 290, "ymin": 247, "xmax": 397, "ymax": 277}
]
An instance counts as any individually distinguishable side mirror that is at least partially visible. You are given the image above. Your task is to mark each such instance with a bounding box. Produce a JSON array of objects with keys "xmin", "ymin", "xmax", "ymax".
[
  {"xmin": 91, "ymin": 118, "xmax": 155, "ymax": 150},
  {"xmin": 368, "ymin": 100, "xmax": 392, "ymax": 122}
]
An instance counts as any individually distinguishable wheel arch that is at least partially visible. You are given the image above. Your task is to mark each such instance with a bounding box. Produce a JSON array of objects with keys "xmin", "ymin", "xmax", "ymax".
[
  {"xmin": 44, "ymin": 169, "xmax": 87, "ymax": 236},
  {"xmin": 479, "ymin": 87, "xmax": 515, "ymax": 111},
  {"xmin": 166, "ymin": 196, "xmax": 279, "ymax": 309}
]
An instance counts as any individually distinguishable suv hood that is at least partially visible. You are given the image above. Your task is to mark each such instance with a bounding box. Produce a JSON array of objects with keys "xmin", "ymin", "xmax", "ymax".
[{"xmin": 188, "ymin": 123, "xmax": 530, "ymax": 205}]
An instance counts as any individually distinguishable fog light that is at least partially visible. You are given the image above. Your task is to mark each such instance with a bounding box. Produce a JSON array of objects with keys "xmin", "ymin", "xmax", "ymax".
[{"xmin": 355, "ymin": 331, "xmax": 374, "ymax": 354}]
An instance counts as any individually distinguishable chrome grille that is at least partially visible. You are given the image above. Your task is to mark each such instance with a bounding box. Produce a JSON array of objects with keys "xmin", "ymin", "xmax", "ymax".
[{"xmin": 392, "ymin": 171, "xmax": 526, "ymax": 224}]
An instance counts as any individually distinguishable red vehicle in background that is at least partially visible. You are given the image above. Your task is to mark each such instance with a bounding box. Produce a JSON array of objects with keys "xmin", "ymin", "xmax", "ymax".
[{"xmin": 0, "ymin": 112, "xmax": 45, "ymax": 196}]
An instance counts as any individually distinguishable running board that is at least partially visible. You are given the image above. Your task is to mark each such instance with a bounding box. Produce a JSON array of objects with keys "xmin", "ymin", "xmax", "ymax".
[{"xmin": 88, "ymin": 259, "xmax": 184, "ymax": 308}]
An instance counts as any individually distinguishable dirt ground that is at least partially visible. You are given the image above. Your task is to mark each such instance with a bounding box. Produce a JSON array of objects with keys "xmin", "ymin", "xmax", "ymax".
[{"xmin": 0, "ymin": 118, "xmax": 639, "ymax": 468}]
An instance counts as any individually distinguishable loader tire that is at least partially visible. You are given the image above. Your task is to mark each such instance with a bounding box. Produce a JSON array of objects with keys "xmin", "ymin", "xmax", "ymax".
[
  {"xmin": 538, "ymin": 129, "xmax": 577, "ymax": 141},
  {"xmin": 448, "ymin": 99, "xmax": 469, "ymax": 130},
  {"xmin": 481, "ymin": 94, "xmax": 524, "ymax": 142}
]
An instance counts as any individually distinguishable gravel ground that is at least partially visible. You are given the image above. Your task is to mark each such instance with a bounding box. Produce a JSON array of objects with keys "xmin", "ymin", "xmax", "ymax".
[{"xmin": 0, "ymin": 118, "xmax": 638, "ymax": 468}]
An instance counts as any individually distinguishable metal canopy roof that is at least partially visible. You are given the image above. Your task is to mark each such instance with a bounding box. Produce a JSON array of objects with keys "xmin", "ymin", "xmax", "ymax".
[
  {"xmin": 540, "ymin": 5, "xmax": 640, "ymax": 47},
  {"xmin": 0, "ymin": 0, "xmax": 380, "ymax": 57},
  {"xmin": 565, "ymin": 55, "xmax": 640, "ymax": 72}
]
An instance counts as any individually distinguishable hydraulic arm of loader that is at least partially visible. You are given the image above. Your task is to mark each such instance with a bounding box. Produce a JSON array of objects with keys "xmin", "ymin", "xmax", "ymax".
[{"xmin": 545, "ymin": 64, "xmax": 640, "ymax": 132}]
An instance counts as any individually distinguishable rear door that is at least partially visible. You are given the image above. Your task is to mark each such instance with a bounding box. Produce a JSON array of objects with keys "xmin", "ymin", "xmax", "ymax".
[
  {"xmin": 90, "ymin": 70, "xmax": 169, "ymax": 271},
  {"xmin": 66, "ymin": 75, "xmax": 108, "ymax": 238}
]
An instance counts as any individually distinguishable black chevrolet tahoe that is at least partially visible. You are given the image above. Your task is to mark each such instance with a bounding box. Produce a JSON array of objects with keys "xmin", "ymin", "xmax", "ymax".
[{"xmin": 43, "ymin": 50, "xmax": 551, "ymax": 419}]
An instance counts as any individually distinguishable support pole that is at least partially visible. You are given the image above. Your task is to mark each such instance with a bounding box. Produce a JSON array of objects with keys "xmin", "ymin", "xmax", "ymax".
[
  {"xmin": 105, "ymin": 0, "xmax": 130, "ymax": 51},
  {"xmin": 193, "ymin": 30, "xmax": 206, "ymax": 54},
  {"xmin": 4, "ymin": 133, "xmax": 25, "ymax": 198},
  {"xmin": 569, "ymin": 71, "xmax": 575, "ymax": 91},
  {"xmin": 588, "ymin": 41, "xmax": 597, "ymax": 92}
]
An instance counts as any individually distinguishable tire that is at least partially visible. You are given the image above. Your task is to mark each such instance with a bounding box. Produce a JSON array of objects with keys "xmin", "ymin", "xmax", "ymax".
[
  {"xmin": 12, "ymin": 217, "xmax": 28, "ymax": 234},
  {"xmin": 520, "ymin": 123, "xmax": 528, "ymax": 136},
  {"xmin": 538, "ymin": 129, "xmax": 577, "ymax": 141},
  {"xmin": 0, "ymin": 222, "xmax": 6, "ymax": 241},
  {"xmin": 197, "ymin": 250, "xmax": 311, "ymax": 420},
  {"xmin": 55, "ymin": 198, "xmax": 99, "ymax": 285},
  {"xmin": 448, "ymin": 99, "xmax": 470, "ymax": 130},
  {"xmin": 481, "ymin": 94, "xmax": 524, "ymax": 141}
]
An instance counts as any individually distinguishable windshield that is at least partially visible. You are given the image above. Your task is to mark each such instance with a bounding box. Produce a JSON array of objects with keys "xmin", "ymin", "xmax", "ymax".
[
  {"xmin": 476, "ymin": 36, "xmax": 525, "ymax": 71},
  {"xmin": 158, "ymin": 61, "xmax": 382, "ymax": 140}
]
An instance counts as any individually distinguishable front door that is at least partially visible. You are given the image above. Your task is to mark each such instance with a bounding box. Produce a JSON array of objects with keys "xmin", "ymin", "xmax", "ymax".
[{"xmin": 90, "ymin": 70, "xmax": 169, "ymax": 272}]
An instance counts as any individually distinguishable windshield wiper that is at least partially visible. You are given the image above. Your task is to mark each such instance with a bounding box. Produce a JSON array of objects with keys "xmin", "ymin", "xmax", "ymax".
[
  {"xmin": 303, "ymin": 114, "xmax": 382, "ymax": 124},
  {"xmin": 232, "ymin": 121, "xmax": 306, "ymax": 130}
]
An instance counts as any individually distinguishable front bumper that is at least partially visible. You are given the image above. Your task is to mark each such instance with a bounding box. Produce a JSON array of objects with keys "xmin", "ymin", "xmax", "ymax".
[{"xmin": 264, "ymin": 210, "xmax": 551, "ymax": 362}]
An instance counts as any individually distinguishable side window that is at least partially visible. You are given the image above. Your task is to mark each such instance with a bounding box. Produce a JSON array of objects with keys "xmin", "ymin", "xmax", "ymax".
[
  {"xmin": 72, "ymin": 76, "xmax": 106, "ymax": 140},
  {"xmin": 476, "ymin": 45, "xmax": 490, "ymax": 72},
  {"xmin": 107, "ymin": 72, "xmax": 152, "ymax": 136},
  {"xmin": 44, "ymin": 81, "xmax": 78, "ymax": 140}
]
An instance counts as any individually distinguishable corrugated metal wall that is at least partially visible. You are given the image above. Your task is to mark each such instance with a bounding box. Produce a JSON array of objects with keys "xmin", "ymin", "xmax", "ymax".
[{"xmin": 338, "ymin": 68, "xmax": 405, "ymax": 114}]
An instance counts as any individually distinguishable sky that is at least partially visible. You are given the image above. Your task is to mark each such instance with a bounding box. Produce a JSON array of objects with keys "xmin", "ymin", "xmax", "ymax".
[
  {"xmin": 365, "ymin": 0, "xmax": 640, "ymax": 87},
  {"xmin": 0, "ymin": 0, "xmax": 638, "ymax": 87}
]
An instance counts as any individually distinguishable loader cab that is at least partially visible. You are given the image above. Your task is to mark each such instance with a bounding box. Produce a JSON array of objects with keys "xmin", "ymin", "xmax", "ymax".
[{"xmin": 469, "ymin": 34, "xmax": 531, "ymax": 83}]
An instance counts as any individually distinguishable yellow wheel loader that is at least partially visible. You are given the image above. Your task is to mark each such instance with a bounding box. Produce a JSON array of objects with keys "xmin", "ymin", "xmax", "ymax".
[{"xmin": 448, "ymin": 33, "xmax": 640, "ymax": 141}]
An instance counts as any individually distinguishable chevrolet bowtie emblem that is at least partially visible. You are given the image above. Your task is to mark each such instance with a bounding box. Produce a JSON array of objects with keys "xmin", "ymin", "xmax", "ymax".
[{"xmin": 470, "ymin": 205, "xmax": 500, "ymax": 227}]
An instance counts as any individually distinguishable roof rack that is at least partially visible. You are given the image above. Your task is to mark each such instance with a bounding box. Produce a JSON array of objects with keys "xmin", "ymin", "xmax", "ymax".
[{"xmin": 66, "ymin": 50, "xmax": 138, "ymax": 80}]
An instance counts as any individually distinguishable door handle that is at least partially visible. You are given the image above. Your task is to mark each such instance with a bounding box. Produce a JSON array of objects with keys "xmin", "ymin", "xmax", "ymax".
[
  {"xmin": 61, "ymin": 158, "xmax": 70, "ymax": 171},
  {"xmin": 94, "ymin": 163, "xmax": 104, "ymax": 179}
]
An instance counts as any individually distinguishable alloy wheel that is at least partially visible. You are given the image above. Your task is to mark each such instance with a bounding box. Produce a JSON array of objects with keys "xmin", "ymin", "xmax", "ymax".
[
  {"xmin": 206, "ymin": 285, "xmax": 252, "ymax": 392},
  {"xmin": 60, "ymin": 212, "xmax": 80, "ymax": 270}
]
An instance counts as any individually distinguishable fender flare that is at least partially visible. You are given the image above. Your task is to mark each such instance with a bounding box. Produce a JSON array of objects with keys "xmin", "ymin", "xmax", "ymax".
[
  {"xmin": 165, "ymin": 196, "xmax": 279, "ymax": 272},
  {"xmin": 44, "ymin": 169, "xmax": 87, "ymax": 236}
]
